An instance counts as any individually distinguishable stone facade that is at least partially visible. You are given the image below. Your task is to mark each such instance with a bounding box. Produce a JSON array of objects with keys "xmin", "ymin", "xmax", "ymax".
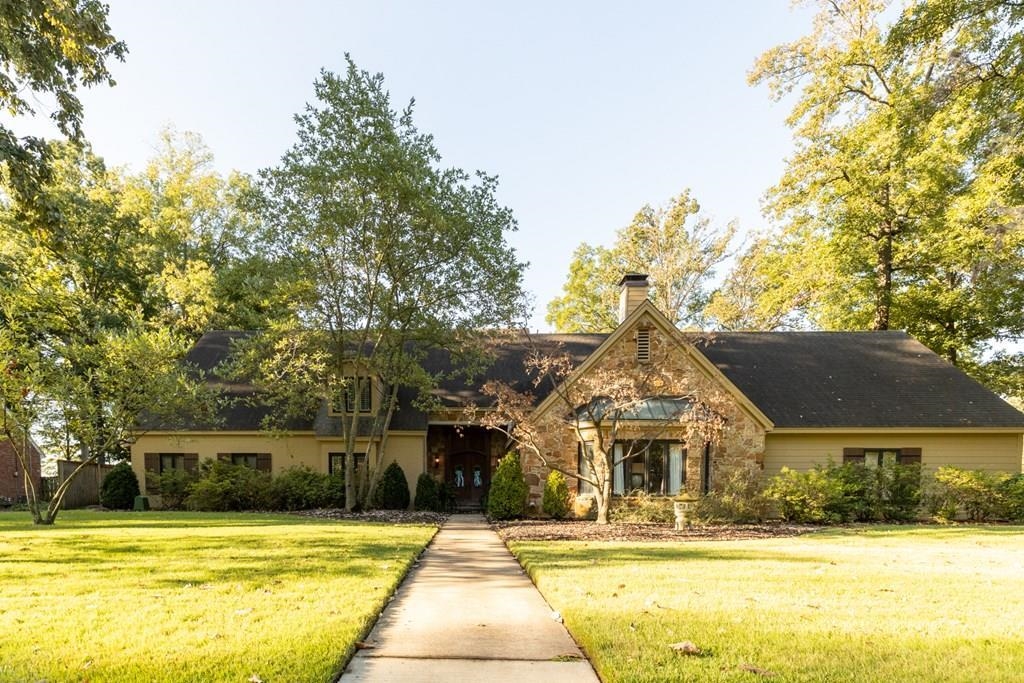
[{"xmin": 520, "ymin": 312, "xmax": 766, "ymax": 502}]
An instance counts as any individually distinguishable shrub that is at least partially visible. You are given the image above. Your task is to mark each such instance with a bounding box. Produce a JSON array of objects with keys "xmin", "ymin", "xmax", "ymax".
[
  {"xmin": 372, "ymin": 461, "xmax": 410, "ymax": 510},
  {"xmin": 875, "ymin": 462, "xmax": 922, "ymax": 522},
  {"xmin": 413, "ymin": 473, "xmax": 439, "ymax": 512},
  {"xmin": 1000, "ymin": 474, "xmax": 1024, "ymax": 522},
  {"xmin": 765, "ymin": 466, "xmax": 849, "ymax": 524},
  {"xmin": 609, "ymin": 494, "xmax": 675, "ymax": 524},
  {"xmin": 487, "ymin": 452, "xmax": 528, "ymax": 520},
  {"xmin": 186, "ymin": 460, "xmax": 271, "ymax": 512},
  {"xmin": 928, "ymin": 466, "xmax": 1009, "ymax": 522},
  {"xmin": 100, "ymin": 462, "xmax": 140, "ymax": 510},
  {"xmin": 148, "ymin": 469, "xmax": 194, "ymax": 510},
  {"xmin": 695, "ymin": 467, "xmax": 771, "ymax": 523},
  {"xmin": 541, "ymin": 470, "xmax": 571, "ymax": 519},
  {"xmin": 435, "ymin": 481, "xmax": 457, "ymax": 513},
  {"xmin": 268, "ymin": 466, "xmax": 344, "ymax": 511},
  {"xmin": 610, "ymin": 497, "xmax": 675, "ymax": 524}
]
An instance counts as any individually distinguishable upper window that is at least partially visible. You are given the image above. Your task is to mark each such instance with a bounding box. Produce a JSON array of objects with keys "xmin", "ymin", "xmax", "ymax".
[
  {"xmin": 612, "ymin": 441, "xmax": 685, "ymax": 496},
  {"xmin": 636, "ymin": 329, "xmax": 651, "ymax": 363},
  {"xmin": 332, "ymin": 377, "xmax": 372, "ymax": 413},
  {"xmin": 842, "ymin": 448, "xmax": 921, "ymax": 466}
]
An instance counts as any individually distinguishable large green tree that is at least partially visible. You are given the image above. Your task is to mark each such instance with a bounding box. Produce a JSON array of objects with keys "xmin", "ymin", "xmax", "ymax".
[
  {"xmin": 0, "ymin": 142, "xmax": 208, "ymax": 524},
  {"xmin": 547, "ymin": 189, "xmax": 735, "ymax": 332},
  {"xmin": 0, "ymin": 0, "xmax": 125, "ymax": 197},
  {"xmin": 123, "ymin": 128, "xmax": 289, "ymax": 338},
  {"xmin": 248, "ymin": 57, "xmax": 527, "ymax": 510},
  {"xmin": 740, "ymin": 0, "xmax": 1024, "ymax": 380}
]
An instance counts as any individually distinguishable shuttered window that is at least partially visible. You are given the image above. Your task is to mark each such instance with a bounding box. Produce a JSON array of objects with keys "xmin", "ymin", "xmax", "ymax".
[
  {"xmin": 843, "ymin": 448, "xmax": 922, "ymax": 466},
  {"xmin": 218, "ymin": 453, "xmax": 272, "ymax": 472}
]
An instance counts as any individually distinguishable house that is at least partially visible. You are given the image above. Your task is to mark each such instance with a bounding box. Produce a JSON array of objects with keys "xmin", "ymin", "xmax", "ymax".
[
  {"xmin": 0, "ymin": 432, "xmax": 43, "ymax": 504},
  {"xmin": 130, "ymin": 275, "xmax": 1024, "ymax": 508}
]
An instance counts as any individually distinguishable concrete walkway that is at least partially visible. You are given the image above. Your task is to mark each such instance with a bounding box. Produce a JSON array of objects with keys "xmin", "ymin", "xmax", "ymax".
[{"xmin": 339, "ymin": 514, "xmax": 600, "ymax": 682}]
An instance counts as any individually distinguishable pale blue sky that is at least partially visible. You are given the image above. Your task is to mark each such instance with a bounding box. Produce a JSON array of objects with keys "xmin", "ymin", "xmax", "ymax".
[{"xmin": 62, "ymin": 1, "xmax": 816, "ymax": 330}]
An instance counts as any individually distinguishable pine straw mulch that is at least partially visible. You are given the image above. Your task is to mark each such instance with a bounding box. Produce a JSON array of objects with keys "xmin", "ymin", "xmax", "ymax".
[{"xmin": 492, "ymin": 519, "xmax": 819, "ymax": 543}]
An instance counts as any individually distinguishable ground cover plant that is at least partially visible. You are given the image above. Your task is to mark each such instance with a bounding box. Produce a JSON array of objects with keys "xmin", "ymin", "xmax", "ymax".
[
  {"xmin": 0, "ymin": 511, "xmax": 436, "ymax": 682},
  {"xmin": 510, "ymin": 526, "xmax": 1024, "ymax": 682}
]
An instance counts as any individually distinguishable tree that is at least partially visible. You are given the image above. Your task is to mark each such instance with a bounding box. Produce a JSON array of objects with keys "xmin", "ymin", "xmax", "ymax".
[
  {"xmin": 0, "ymin": 141, "xmax": 211, "ymax": 524},
  {"xmin": 477, "ymin": 334, "xmax": 731, "ymax": 525},
  {"xmin": 747, "ymin": 0, "xmax": 1024, "ymax": 383},
  {"xmin": 246, "ymin": 56, "xmax": 527, "ymax": 511},
  {"xmin": 546, "ymin": 189, "xmax": 735, "ymax": 331},
  {"xmin": 122, "ymin": 128, "xmax": 288, "ymax": 338},
  {"xmin": 705, "ymin": 230, "xmax": 824, "ymax": 331},
  {"xmin": 0, "ymin": 0, "xmax": 125, "ymax": 199}
]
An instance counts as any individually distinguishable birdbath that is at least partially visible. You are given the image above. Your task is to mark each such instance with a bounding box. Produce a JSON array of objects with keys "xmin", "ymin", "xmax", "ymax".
[{"xmin": 673, "ymin": 492, "xmax": 699, "ymax": 530}]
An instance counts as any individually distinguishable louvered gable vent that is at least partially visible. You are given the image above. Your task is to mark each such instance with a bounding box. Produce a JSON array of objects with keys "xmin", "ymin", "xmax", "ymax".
[{"xmin": 636, "ymin": 328, "xmax": 651, "ymax": 363}]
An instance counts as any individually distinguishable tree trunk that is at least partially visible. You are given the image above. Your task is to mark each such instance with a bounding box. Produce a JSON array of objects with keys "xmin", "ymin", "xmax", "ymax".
[
  {"xmin": 595, "ymin": 474, "xmax": 612, "ymax": 525},
  {"xmin": 873, "ymin": 224, "xmax": 894, "ymax": 331}
]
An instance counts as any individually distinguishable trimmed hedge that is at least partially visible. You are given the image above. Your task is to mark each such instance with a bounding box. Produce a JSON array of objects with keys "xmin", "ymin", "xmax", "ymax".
[
  {"xmin": 765, "ymin": 461, "xmax": 922, "ymax": 524},
  {"xmin": 487, "ymin": 453, "xmax": 528, "ymax": 520},
  {"xmin": 372, "ymin": 462, "xmax": 410, "ymax": 510},
  {"xmin": 99, "ymin": 462, "xmax": 140, "ymax": 510},
  {"xmin": 542, "ymin": 470, "xmax": 571, "ymax": 519}
]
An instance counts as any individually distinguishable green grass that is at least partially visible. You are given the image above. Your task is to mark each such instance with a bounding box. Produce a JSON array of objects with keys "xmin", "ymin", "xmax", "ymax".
[
  {"xmin": 510, "ymin": 526, "xmax": 1024, "ymax": 682},
  {"xmin": 0, "ymin": 511, "xmax": 437, "ymax": 683}
]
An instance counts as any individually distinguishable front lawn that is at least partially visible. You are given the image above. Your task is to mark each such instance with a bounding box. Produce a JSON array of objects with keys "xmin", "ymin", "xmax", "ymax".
[
  {"xmin": 510, "ymin": 526, "xmax": 1024, "ymax": 682},
  {"xmin": 0, "ymin": 511, "xmax": 437, "ymax": 683}
]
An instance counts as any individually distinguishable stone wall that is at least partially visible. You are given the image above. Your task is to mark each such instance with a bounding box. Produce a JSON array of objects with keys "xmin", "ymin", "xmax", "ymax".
[{"xmin": 520, "ymin": 314, "xmax": 766, "ymax": 502}]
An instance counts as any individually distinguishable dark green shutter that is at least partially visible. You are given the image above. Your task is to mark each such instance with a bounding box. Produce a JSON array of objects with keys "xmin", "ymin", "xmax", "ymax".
[{"xmin": 843, "ymin": 448, "xmax": 865, "ymax": 464}]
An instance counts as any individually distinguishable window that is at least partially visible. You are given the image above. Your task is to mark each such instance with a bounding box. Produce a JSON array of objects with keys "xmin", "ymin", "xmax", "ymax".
[
  {"xmin": 328, "ymin": 452, "xmax": 366, "ymax": 476},
  {"xmin": 342, "ymin": 377, "xmax": 372, "ymax": 413},
  {"xmin": 578, "ymin": 442, "xmax": 595, "ymax": 495},
  {"xmin": 144, "ymin": 453, "xmax": 197, "ymax": 495},
  {"xmin": 160, "ymin": 453, "xmax": 185, "ymax": 473},
  {"xmin": 231, "ymin": 453, "xmax": 258, "ymax": 468},
  {"xmin": 842, "ymin": 448, "xmax": 921, "ymax": 466},
  {"xmin": 636, "ymin": 329, "xmax": 651, "ymax": 363},
  {"xmin": 612, "ymin": 441, "xmax": 685, "ymax": 495}
]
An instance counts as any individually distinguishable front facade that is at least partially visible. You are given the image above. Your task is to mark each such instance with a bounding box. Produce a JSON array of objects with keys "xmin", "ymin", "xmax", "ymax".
[{"xmin": 131, "ymin": 276, "xmax": 1024, "ymax": 508}]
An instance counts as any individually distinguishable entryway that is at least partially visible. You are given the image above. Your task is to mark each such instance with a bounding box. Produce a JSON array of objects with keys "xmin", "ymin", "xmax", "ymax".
[{"xmin": 447, "ymin": 450, "xmax": 489, "ymax": 509}]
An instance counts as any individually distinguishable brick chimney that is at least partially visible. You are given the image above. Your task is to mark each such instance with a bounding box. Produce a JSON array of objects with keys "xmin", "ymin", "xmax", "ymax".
[{"xmin": 618, "ymin": 273, "xmax": 649, "ymax": 323}]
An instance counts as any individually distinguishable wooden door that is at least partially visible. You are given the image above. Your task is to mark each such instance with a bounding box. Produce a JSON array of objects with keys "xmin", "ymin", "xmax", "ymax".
[{"xmin": 448, "ymin": 451, "xmax": 488, "ymax": 505}]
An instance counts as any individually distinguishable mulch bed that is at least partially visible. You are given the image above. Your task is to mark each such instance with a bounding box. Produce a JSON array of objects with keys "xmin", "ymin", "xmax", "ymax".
[{"xmin": 492, "ymin": 519, "xmax": 818, "ymax": 542}]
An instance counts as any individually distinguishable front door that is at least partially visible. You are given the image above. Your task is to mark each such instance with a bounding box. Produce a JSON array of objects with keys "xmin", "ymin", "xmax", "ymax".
[{"xmin": 448, "ymin": 451, "xmax": 488, "ymax": 505}]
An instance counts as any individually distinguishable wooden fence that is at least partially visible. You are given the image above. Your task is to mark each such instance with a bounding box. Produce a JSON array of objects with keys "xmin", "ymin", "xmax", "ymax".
[{"xmin": 55, "ymin": 460, "xmax": 115, "ymax": 508}]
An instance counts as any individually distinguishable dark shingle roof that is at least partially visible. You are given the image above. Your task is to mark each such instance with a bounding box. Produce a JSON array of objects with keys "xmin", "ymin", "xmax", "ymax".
[
  {"xmin": 168, "ymin": 329, "xmax": 1024, "ymax": 432},
  {"xmin": 694, "ymin": 331, "xmax": 1024, "ymax": 428}
]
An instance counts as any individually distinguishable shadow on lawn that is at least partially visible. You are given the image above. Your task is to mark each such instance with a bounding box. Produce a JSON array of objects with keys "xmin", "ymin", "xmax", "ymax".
[{"xmin": 512, "ymin": 544, "xmax": 828, "ymax": 570}]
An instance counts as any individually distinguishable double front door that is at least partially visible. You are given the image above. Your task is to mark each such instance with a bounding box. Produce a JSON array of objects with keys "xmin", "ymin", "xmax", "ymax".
[{"xmin": 448, "ymin": 451, "xmax": 489, "ymax": 505}]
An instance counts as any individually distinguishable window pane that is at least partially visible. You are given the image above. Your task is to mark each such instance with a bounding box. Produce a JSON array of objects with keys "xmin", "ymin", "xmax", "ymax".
[
  {"xmin": 668, "ymin": 444, "xmax": 685, "ymax": 495},
  {"xmin": 579, "ymin": 443, "xmax": 594, "ymax": 495},
  {"xmin": 646, "ymin": 443, "xmax": 664, "ymax": 494},
  {"xmin": 613, "ymin": 444, "xmax": 624, "ymax": 495}
]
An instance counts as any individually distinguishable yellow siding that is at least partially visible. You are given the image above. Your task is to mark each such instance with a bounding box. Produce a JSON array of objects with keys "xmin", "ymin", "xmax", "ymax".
[
  {"xmin": 132, "ymin": 431, "xmax": 428, "ymax": 503},
  {"xmin": 764, "ymin": 432, "xmax": 1024, "ymax": 476},
  {"xmin": 131, "ymin": 432, "xmax": 323, "ymax": 494}
]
